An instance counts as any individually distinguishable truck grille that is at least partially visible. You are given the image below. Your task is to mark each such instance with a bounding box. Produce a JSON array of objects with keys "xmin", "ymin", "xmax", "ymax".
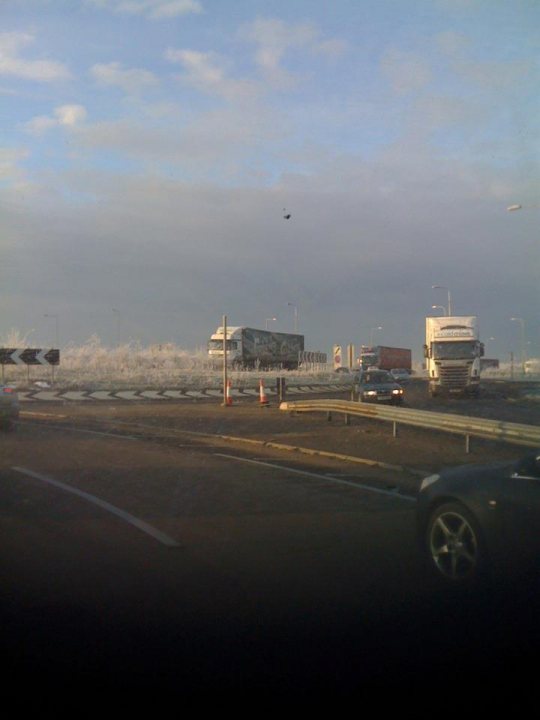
[{"xmin": 438, "ymin": 365, "xmax": 469, "ymax": 387}]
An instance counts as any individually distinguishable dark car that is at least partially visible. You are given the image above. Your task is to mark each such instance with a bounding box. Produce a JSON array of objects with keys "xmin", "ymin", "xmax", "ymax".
[
  {"xmin": 0, "ymin": 384, "xmax": 19, "ymax": 431},
  {"xmin": 417, "ymin": 450, "xmax": 540, "ymax": 584},
  {"xmin": 356, "ymin": 369, "xmax": 404, "ymax": 405}
]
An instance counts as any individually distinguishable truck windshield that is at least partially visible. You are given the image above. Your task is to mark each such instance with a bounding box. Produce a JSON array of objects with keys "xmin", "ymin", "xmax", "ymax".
[
  {"xmin": 208, "ymin": 340, "xmax": 236, "ymax": 350},
  {"xmin": 432, "ymin": 341, "xmax": 477, "ymax": 360},
  {"xmin": 360, "ymin": 354, "xmax": 377, "ymax": 368}
]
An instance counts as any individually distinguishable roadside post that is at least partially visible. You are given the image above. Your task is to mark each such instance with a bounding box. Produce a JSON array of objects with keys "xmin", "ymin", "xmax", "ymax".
[
  {"xmin": 222, "ymin": 314, "xmax": 228, "ymax": 407},
  {"xmin": 276, "ymin": 377, "xmax": 286, "ymax": 403}
]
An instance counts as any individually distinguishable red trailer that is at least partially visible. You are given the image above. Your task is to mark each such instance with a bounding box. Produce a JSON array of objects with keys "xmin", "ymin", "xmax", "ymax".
[{"xmin": 359, "ymin": 345, "xmax": 412, "ymax": 371}]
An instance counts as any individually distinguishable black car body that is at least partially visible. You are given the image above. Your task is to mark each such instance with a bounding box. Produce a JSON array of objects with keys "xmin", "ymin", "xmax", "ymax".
[
  {"xmin": 355, "ymin": 369, "xmax": 404, "ymax": 405},
  {"xmin": 417, "ymin": 450, "xmax": 540, "ymax": 583}
]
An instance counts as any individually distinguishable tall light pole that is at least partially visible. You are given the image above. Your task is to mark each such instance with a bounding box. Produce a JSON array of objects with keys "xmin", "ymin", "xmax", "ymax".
[
  {"xmin": 112, "ymin": 308, "xmax": 121, "ymax": 346},
  {"xmin": 370, "ymin": 326, "xmax": 382, "ymax": 346},
  {"xmin": 288, "ymin": 303, "xmax": 298, "ymax": 333},
  {"xmin": 43, "ymin": 314, "xmax": 59, "ymax": 348},
  {"xmin": 510, "ymin": 317, "xmax": 526, "ymax": 374},
  {"xmin": 265, "ymin": 317, "xmax": 277, "ymax": 330},
  {"xmin": 432, "ymin": 285, "xmax": 452, "ymax": 316},
  {"xmin": 431, "ymin": 305, "xmax": 446, "ymax": 316}
]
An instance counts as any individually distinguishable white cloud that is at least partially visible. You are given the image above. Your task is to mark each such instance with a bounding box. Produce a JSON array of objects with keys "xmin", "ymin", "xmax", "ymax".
[
  {"xmin": 0, "ymin": 32, "xmax": 70, "ymax": 82},
  {"xmin": 454, "ymin": 59, "xmax": 532, "ymax": 91},
  {"xmin": 55, "ymin": 104, "xmax": 87, "ymax": 126},
  {"xmin": 165, "ymin": 48, "xmax": 257, "ymax": 100},
  {"xmin": 24, "ymin": 104, "xmax": 87, "ymax": 135},
  {"xmin": 0, "ymin": 146, "xmax": 31, "ymax": 191},
  {"xmin": 90, "ymin": 62, "xmax": 159, "ymax": 94},
  {"xmin": 87, "ymin": 0, "xmax": 203, "ymax": 19},
  {"xmin": 380, "ymin": 48, "xmax": 432, "ymax": 96},
  {"xmin": 239, "ymin": 18, "xmax": 345, "ymax": 88}
]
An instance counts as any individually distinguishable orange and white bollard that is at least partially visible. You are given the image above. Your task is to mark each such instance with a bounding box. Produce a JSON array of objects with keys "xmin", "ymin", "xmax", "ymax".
[
  {"xmin": 259, "ymin": 379, "xmax": 269, "ymax": 406},
  {"xmin": 226, "ymin": 379, "xmax": 233, "ymax": 406}
]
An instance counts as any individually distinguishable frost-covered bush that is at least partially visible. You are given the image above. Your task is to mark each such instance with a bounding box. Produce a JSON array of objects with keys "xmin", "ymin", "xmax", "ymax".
[{"xmin": 0, "ymin": 333, "xmax": 335, "ymax": 389}]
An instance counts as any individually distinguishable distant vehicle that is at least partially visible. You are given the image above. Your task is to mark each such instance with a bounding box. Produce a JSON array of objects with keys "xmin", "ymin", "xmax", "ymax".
[
  {"xmin": 208, "ymin": 326, "xmax": 304, "ymax": 369},
  {"xmin": 356, "ymin": 369, "xmax": 404, "ymax": 405},
  {"xmin": 423, "ymin": 316, "xmax": 484, "ymax": 397},
  {"xmin": 0, "ymin": 384, "xmax": 19, "ymax": 431},
  {"xmin": 417, "ymin": 450, "xmax": 540, "ymax": 585},
  {"xmin": 359, "ymin": 346, "xmax": 412, "ymax": 372},
  {"xmin": 389, "ymin": 368, "xmax": 411, "ymax": 383}
]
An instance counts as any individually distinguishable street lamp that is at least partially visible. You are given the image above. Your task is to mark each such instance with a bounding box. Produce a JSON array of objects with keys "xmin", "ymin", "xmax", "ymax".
[
  {"xmin": 43, "ymin": 314, "xmax": 59, "ymax": 348},
  {"xmin": 431, "ymin": 305, "xmax": 446, "ymax": 316},
  {"xmin": 510, "ymin": 317, "xmax": 526, "ymax": 374},
  {"xmin": 112, "ymin": 308, "xmax": 121, "ymax": 346},
  {"xmin": 369, "ymin": 326, "xmax": 383, "ymax": 346},
  {"xmin": 287, "ymin": 303, "xmax": 298, "ymax": 333},
  {"xmin": 265, "ymin": 317, "xmax": 277, "ymax": 330},
  {"xmin": 432, "ymin": 285, "xmax": 452, "ymax": 316}
]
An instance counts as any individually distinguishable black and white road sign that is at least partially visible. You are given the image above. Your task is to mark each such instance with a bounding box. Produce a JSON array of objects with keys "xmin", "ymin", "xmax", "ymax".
[{"xmin": 0, "ymin": 348, "xmax": 60, "ymax": 365}]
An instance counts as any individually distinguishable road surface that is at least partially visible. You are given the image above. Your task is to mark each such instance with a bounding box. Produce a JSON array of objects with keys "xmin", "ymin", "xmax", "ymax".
[{"xmin": 2, "ymin": 400, "xmax": 539, "ymax": 700}]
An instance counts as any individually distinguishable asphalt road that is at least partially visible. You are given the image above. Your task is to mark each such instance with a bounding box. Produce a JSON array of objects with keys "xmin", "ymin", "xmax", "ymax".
[{"xmin": 2, "ymin": 400, "xmax": 540, "ymax": 701}]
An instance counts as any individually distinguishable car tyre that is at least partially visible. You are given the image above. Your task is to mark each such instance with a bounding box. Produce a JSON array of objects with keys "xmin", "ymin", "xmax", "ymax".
[{"xmin": 425, "ymin": 501, "xmax": 488, "ymax": 586}]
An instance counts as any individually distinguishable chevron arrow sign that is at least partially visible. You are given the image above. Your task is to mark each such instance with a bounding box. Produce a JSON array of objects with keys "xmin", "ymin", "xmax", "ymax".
[{"xmin": 0, "ymin": 348, "xmax": 60, "ymax": 365}]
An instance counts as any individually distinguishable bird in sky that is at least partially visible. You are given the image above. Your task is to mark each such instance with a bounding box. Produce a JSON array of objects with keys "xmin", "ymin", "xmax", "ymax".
[{"xmin": 283, "ymin": 208, "xmax": 291, "ymax": 219}]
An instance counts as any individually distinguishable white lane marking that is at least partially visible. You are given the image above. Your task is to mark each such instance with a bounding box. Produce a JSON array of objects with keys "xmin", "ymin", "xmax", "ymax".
[
  {"xmin": 214, "ymin": 454, "xmax": 416, "ymax": 502},
  {"xmin": 12, "ymin": 467, "xmax": 181, "ymax": 548},
  {"xmin": 19, "ymin": 421, "xmax": 138, "ymax": 441}
]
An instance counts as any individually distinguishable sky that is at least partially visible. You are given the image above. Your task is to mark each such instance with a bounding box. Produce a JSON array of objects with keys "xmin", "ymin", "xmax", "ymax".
[{"xmin": 1, "ymin": 0, "xmax": 539, "ymax": 362}]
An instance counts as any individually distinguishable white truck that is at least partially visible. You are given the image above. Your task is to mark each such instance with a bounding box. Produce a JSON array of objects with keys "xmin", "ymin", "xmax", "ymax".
[
  {"xmin": 423, "ymin": 316, "xmax": 484, "ymax": 397},
  {"xmin": 208, "ymin": 326, "xmax": 304, "ymax": 369}
]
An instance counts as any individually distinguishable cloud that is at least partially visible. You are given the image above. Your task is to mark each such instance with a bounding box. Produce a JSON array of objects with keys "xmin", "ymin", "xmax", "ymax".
[
  {"xmin": 165, "ymin": 48, "xmax": 257, "ymax": 100},
  {"xmin": 24, "ymin": 105, "xmax": 87, "ymax": 135},
  {"xmin": 0, "ymin": 32, "xmax": 70, "ymax": 82},
  {"xmin": 454, "ymin": 59, "xmax": 533, "ymax": 91},
  {"xmin": 380, "ymin": 48, "xmax": 432, "ymax": 95},
  {"xmin": 0, "ymin": 146, "xmax": 29, "ymax": 179},
  {"xmin": 90, "ymin": 61, "xmax": 159, "ymax": 94},
  {"xmin": 239, "ymin": 18, "xmax": 345, "ymax": 88},
  {"xmin": 74, "ymin": 105, "xmax": 283, "ymax": 176},
  {"xmin": 87, "ymin": 0, "xmax": 203, "ymax": 20}
]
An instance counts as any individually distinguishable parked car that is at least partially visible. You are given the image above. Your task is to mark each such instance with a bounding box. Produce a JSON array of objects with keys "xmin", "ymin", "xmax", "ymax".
[
  {"xmin": 356, "ymin": 369, "xmax": 404, "ymax": 405},
  {"xmin": 389, "ymin": 368, "xmax": 411, "ymax": 383},
  {"xmin": 417, "ymin": 450, "xmax": 540, "ymax": 585},
  {"xmin": 0, "ymin": 384, "xmax": 19, "ymax": 431}
]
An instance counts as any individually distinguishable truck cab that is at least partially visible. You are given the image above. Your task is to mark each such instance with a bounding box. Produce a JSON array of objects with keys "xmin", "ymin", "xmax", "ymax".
[{"xmin": 424, "ymin": 316, "xmax": 484, "ymax": 397}]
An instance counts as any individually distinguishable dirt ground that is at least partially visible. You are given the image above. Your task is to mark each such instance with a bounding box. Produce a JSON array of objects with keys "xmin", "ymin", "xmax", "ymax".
[{"xmin": 26, "ymin": 394, "xmax": 528, "ymax": 474}]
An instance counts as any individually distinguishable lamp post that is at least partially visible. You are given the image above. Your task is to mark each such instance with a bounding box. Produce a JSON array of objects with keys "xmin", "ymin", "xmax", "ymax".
[
  {"xmin": 431, "ymin": 305, "xmax": 446, "ymax": 316},
  {"xmin": 369, "ymin": 326, "xmax": 383, "ymax": 346},
  {"xmin": 43, "ymin": 314, "xmax": 59, "ymax": 348},
  {"xmin": 510, "ymin": 317, "xmax": 526, "ymax": 374},
  {"xmin": 265, "ymin": 317, "xmax": 277, "ymax": 330},
  {"xmin": 432, "ymin": 285, "xmax": 452, "ymax": 316},
  {"xmin": 112, "ymin": 308, "xmax": 121, "ymax": 346},
  {"xmin": 287, "ymin": 303, "xmax": 298, "ymax": 333}
]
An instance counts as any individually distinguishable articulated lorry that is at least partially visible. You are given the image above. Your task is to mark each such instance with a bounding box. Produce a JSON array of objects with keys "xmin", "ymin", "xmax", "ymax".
[
  {"xmin": 424, "ymin": 316, "xmax": 484, "ymax": 396},
  {"xmin": 208, "ymin": 326, "xmax": 304, "ymax": 369},
  {"xmin": 359, "ymin": 345, "xmax": 412, "ymax": 372}
]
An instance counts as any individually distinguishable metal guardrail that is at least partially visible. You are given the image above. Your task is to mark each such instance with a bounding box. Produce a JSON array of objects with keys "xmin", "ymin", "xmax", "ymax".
[{"xmin": 279, "ymin": 399, "xmax": 540, "ymax": 452}]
